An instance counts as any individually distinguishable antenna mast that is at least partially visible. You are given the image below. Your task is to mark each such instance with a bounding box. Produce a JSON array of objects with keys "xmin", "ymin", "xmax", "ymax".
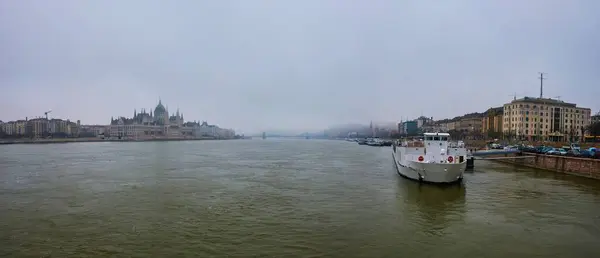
[{"xmin": 538, "ymin": 72, "xmax": 546, "ymax": 98}]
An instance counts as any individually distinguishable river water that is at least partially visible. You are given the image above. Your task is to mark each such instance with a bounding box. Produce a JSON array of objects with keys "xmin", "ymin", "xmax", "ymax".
[{"xmin": 1, "ymin": 139, "xmax": 600, "ymax": 257}]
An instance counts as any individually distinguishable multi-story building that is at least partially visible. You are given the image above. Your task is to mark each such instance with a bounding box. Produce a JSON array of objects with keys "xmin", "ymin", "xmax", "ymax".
[
  {"xmin": 445, "ymin": 121, "xmax": 457, "ymax": 131},
  {"xmin": 416, "ymin": 116, "xmax": 434, "ymax": 128},
  {"xmin": 0, "ymin": 118, "xmax": 81, "ymax": 138},
  {"xmin": 592, "ymin": 112, "xmax": 600, "ymax": 124},
  {"xmin": 482, "ymin": 107, "xmax": 503, "ymax": 137},
  {"xmin": 79, "ymin": 125, "xmax": 108, "ymax": 137},
  {"xmin": 2, "ymin": 121, "xmax": 15, "ymax": 136},
  {"xmin": 502, "ymin": 97, "xmax": 591, "ymax": 142},
  {"xmin": 402, "ymin": 121, "xmax": 418, "ymax": 135},
  {"xmin": 2, "ymin": 100, "xmax": 235, "ymax": 140},
  {"xmin": 456, "ymin": 117, "xmax": 483, "ymax": 133},
  {"xmin": 0, "ymin": 116, "xmax": 87, "ymax": 139},
  {"xmin": 14, "ymin": 120, "xmax": 27, "ymax": 136},
  {"xmin": 6, "ymin": 122, "xmax": 15, "ymax": 135},
  {"xmin": 26, "ymin": 118, "xmax": 49, "ymax": 137},
  {"xmin": 107, "ymin": 100, "xmax": 186, "ymax": 139},
  {"xmin": 107, "ymin": 100, "xmax": 235, "ymax": 140},
  {"xmin": 421, "ymin": 121, "xmax": 448, "ymax": 133},
  {"xmin": 192, "ymin": 121, "xmax": 235, "ymax": 139},
  {"xmin": 397, "ymin": 122, "xmax": 404, "ymax": 134},
  {"xmin": 48, "ymin": 118, "xmax": 73, "ymax": 136},
  {"xmin": 70, "ymin": 120, "xmax": 81, "ymax": 137}
]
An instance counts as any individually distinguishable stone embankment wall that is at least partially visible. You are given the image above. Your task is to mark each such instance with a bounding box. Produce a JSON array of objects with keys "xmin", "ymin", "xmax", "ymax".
[{"xmin": 495, "ymin": 154, "xmax": 600, "ymax": 179}]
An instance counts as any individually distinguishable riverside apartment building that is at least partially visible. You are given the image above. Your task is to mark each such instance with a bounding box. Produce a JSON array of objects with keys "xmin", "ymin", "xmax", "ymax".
[{"xmin": 502, "ymin": 97, "xmax": 592, "ymax": 142}]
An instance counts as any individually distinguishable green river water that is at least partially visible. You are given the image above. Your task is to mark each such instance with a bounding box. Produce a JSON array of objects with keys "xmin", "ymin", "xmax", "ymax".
[{"xmin": 1, "ymin": 139, "xmax": 599, "ymax": 257}]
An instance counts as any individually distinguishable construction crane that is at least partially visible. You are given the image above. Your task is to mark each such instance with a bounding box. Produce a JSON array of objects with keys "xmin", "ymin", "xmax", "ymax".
[{"xmin": 44, "ymin": 110, "xmax": 52, "ymax": 120}]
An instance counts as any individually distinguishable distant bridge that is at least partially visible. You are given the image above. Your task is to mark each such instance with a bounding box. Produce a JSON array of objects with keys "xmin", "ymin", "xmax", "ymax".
[
  {"xmin": 252, "ymin": 133, "xmax": 325, "ymax": 139},
  {"xmin": 263, "ymin": 136, "xmax": 311, "ymax": 139}
]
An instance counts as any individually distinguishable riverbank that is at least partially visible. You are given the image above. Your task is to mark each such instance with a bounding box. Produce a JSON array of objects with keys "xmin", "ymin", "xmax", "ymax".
[
  {"xmin": 0, "ymin": 137, "xmax": 240, "ymax": 145},
  {"xmin": 492, "ymin": 153, "xmax": 600, "ymax": 180}
]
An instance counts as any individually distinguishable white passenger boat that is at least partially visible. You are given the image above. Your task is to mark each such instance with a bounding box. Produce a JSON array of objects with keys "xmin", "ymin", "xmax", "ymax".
[{"xmin": 392, "ymin": 132, "xmax": 467, "ymax": 184}]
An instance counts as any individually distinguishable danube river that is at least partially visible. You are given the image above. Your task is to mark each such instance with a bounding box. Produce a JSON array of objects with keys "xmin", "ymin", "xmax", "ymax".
[{"xmin": 1, "ymin": 139, "xmax": 600, "ymax": 257}]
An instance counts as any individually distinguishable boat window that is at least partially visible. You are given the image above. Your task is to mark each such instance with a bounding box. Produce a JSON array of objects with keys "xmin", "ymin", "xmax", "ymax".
[
  {"xmin": 426, "ymin": 136, "xmax": 433, "ymax": 141},
  {"xmin": 441, "ymin": 136, "xmax": 448, "ymax": 141},
  {"xmin": 433, "ymin": 136, "xmax": 440, "ymax": 141}
]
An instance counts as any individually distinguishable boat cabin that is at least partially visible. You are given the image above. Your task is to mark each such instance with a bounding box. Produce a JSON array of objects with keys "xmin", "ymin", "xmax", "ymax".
[
  {"xmin": 422, "ymin": 132, "xmax": 454, "ymax": 163},
  {"xmin": 420, "ymin": 133, "xmax": 466, "ymax": 163},
  {"xmin": 423, "ymin": 132, "xmax": 450, "ymax": 151},
  {"xmin": 424, "ymin": 133, "xmax": 449, "ymax": 141},
  {"xmin": 396, "ymin": 133, "xmax": 466, "ymax": 163}
]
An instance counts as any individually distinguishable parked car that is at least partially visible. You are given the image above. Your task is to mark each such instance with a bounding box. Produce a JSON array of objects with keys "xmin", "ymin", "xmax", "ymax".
[
  {"xmin": 535, "ymin": 146, "xmax": 547, "ymax": 153},
  {"xmin": 547, "ymin": 148, "xmax": 567, "ymax": 155},
  {"xmin": 566, "ymin": 149, "xmax": 580, "ymax": 157},
  {"xmin": 540, "ymin": 147, "xmax": 554, "ymax": 154},
  {"xmin": 519, "ymin": 145, "xmax": 536, "ymax": 153},
  {"xmin": 557, "ymin": 148, "xmax": 568, "ymax": 155},
  {"xmin": 490, "ymin": 143, "xmax": 503, "ymax": 149},
  {"xmin": 579, "ymin": 150, "xmax": 594, "ymax": 158},
  {"xmin": 570, "ymin": 143, "xmax": 581, "ymax": 151}
]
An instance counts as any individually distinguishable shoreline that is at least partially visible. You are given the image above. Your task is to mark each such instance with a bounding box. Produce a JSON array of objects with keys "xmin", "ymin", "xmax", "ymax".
[{"xmin": 0, "ymin": 137, "xmax": 244, "ymax": 145}]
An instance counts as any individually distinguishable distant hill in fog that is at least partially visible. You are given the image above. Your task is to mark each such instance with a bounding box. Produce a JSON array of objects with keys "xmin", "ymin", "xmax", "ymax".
[
  {"xmin": 327, "ymin": 123, "xmax": 368, "ymax": 131},
  {"xmin": 248, "ymin": 121, "xmax": 399, "ymax": 138},
  {"xmin": 328, "ymin": 121, "xmax": 398, "ymax": 131},
  {"xmin": 377, "ymin": 122, "xmax": 400, "ymax": 130}
]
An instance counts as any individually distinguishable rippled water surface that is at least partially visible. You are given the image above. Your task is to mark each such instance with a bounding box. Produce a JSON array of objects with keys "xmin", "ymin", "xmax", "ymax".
[{"xmin": 1, "ymin": 139, "xmax": 600, "ymax": 257}]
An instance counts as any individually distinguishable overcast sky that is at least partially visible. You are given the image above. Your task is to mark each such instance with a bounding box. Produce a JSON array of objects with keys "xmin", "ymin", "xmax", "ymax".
[{"xmin": 1, "ymin": 0, "xmax": 599, "ymax": 134}]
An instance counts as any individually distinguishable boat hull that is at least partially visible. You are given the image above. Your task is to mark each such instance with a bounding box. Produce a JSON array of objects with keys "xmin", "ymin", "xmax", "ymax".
[{"xmin": 392, "ymin": 151, "xmax": 465, "ymax": 184}]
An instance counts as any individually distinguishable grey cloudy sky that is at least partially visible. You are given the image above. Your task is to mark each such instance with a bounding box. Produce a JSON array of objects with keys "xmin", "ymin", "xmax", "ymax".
[{"xmin": 1, "ymin": 0, "xmax": 599, "ymax": 134}]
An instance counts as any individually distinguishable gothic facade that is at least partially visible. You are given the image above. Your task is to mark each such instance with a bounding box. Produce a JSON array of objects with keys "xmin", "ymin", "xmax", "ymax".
[{"xmin": 107, "ymin": 99, "xmax": 235, "ymax": 139}]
